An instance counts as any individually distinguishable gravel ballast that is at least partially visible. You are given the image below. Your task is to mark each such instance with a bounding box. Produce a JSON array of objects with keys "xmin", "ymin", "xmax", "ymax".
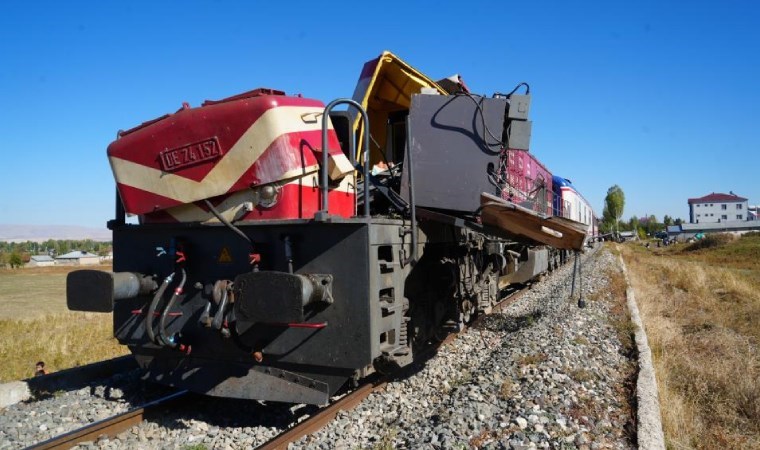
[
  {"xmin": 290, "ymin": 246, "xmax": 636, "ymax": 449},
  {"xmin": 0, "ymin": 246, "xmax": 638, "ymax": 449}
]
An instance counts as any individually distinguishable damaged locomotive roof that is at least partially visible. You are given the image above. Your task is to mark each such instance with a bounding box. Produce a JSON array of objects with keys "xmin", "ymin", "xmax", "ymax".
[{"xmin": 351, "ymin": 51, "xmax": 449, "ymax": 166}]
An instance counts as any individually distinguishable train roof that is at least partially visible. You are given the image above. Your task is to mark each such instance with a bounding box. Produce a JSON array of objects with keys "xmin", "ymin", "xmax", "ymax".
[
  {"xmin": 552, "ymin": 175, "xmax": 596, "ymax": 215},
  {"xmin": 552, "ymin": 175, "xmax": 575, "ymax": 188}
]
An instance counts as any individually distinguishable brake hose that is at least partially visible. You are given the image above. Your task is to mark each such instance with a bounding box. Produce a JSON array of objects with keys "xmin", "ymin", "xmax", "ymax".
[
  {"xmin": 145, "ymin": 273, "xmax": 174, "ymax": 345},
  {"xmin": 211, "ymin": 288, "xmax": 228, "ymax": 330},
  {"xmin": 158, "ymin": 267, "xmax": 187, "ymax": 348}
]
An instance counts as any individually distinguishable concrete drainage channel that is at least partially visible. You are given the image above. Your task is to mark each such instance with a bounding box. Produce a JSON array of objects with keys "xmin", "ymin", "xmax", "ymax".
[
  {"xmin": 618, "ymin": 253, "xmax": 666, "ymax": 450},
  {"xmin": 0, "ymin": 356, "xmax": 138, "ymax": 408}
]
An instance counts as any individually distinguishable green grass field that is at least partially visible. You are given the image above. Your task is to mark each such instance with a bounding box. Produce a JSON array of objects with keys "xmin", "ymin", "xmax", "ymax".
[{"xmin": 0, "ymin": 265, "xmax": 128, "ymax": 382}]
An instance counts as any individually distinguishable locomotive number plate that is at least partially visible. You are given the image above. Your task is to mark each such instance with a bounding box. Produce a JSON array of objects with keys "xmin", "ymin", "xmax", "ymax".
[{"xmin": 159, "ymin": 137, "xmax": 223, "ymax": 172}]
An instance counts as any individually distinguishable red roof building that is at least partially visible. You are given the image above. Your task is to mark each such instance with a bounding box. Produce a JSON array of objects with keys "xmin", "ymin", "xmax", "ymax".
[
  {"xmin": 688, "ymin": 192, "xmax": 748, "ymax": 204},
  {"xmin": 688, "ymin": 192, "xmax": 749, "ymax": 224}
]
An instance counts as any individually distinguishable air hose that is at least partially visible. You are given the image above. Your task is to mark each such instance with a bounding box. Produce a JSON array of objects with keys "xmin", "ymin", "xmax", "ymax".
[
  {"xmin": 145, "ymin": 273, "xmax": 174, "ymax": 345},
  {"xmin": 158, "ymin": 267, "xmax": 187, "ymax": 348}
]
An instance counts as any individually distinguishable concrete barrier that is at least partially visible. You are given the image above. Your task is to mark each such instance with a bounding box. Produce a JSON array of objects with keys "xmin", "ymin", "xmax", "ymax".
[
  {"xmin": 0, "ymin": 355, "xmax": 138, "ymax": 409},
  {"xmin": 618, "ymin": 254, "xmax": 666, "ymax": 450}
]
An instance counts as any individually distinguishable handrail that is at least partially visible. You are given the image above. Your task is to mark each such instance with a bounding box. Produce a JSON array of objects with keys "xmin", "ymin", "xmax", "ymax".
[
  {"xmin": 401, "ymin": 115, "xmax": 418, "ymax": 266},
  {"xmin": 319, "ymin": 99, "xmax": 370, "ymax": 219}
]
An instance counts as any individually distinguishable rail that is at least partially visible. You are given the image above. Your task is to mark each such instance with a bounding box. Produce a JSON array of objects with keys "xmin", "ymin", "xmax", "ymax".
[
  {"xmin": 25, "ymin": 390, "xmax": 188, "ymax": 450},
  {"xmin": 254, "ymin": 379, "xmax": 387, "ymax": 450},
  {"xmin": 254, "ymin": 284, "xmax": 531, "ymax": 449}
]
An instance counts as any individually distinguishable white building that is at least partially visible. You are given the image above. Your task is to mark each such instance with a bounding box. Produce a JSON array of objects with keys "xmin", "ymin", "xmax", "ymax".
[
  {"xmin": 688, "ymin": 192, "xmax": 748, "ymax": 224},
  {"xmin": 27, "ymin": 255, "xmax": 55, "ymax": 267},
  {"xmin": 55, "ymin": 250, "xmax": 101, "ymax": 266}
]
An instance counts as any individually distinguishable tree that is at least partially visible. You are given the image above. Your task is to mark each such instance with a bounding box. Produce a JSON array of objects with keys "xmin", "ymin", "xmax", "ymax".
[
  {"xmin": 628, "ymin": 215, "xmax": 640, "ymax": 232},
  {"xmin": 603, "ymin": 185, "xmax": 625, "ymax": 233},
  {"xmin": 674, "ymin": 218, "xmax": 683, "ymax": 225},
  {"xmin": 9, "ymin": 252, "xmax": 23, "ymax": 269},
  {"xmin": 663, "ymin": 215, "xmax": 673, "ymax": 227},
  {"xmin": 645, "ymin": 215, "xmax": 659, "ymax": 235},
  {"xmin": 600, "ymin": 206, "xmax": 616, "ymax": 233}
]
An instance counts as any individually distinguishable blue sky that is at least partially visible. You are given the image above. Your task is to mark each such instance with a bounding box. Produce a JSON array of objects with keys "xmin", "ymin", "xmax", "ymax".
[{"xmin": 1, "ymin": 1, "xmax": 758, "ymax": 228}]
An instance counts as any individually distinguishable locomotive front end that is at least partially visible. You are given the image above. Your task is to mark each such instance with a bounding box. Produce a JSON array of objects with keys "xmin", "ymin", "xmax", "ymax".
[{"xmin": 66, "ymin": 88, "xmax": 382, "ymax": 405}]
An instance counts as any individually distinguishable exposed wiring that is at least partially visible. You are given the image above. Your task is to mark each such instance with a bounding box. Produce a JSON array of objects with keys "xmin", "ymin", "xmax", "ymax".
[
  {"xmin": 493, "ymin": 82, "xmax": 531, "ymax": 98},
  {"xmin": 204, "ymin": 199, "xmax": 252, "ymax": 246},
  {"xmin": 453, "ymin": 91, "xmax": 505, "ymax": 149}
]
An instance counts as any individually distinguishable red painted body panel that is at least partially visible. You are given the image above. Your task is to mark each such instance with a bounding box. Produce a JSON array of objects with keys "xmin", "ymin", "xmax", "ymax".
[
  {"xmin": 141, "ymin": 182, "xmax": 355, "ymax": 224},
  {"xmin": 107, "ymin": 89, "xmax": 349, "ymax": 218},
  {"xmin": 503, "ymin": 149, "xmax": 553, "ymax": 214}
]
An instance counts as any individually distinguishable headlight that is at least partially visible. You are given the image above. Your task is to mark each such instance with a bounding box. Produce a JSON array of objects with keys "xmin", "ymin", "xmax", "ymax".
[{"xmin": 257, "ymin": 184, "xmax": 280, "ymax": 208}]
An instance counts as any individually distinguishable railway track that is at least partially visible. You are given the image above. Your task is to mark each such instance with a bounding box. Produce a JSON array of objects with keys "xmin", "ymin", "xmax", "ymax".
[
  {"xmin": 255, "ymin": 285, "xmax": 531, "ymax": 450},
  {"xmin": 24, "ymin": 390, "xmax": 187, "ymax": 450},
  {"xmin": 255, "ymin": 246, "xmax": 635, "ymax": 450},
  {"xmin": 19, "ymin": 284, "xmax": 532, "ymax": 450},
  {"xmin": 12, "ymin": 248, "xmax": 610, "ymax": 450}
]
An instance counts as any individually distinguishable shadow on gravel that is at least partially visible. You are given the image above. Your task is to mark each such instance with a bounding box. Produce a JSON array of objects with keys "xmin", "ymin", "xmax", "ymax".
[
  {"xmin": 474, "ymin": 309, "xmax": 543, "ymax": 333},
  {"xmin": 26, "ymin": 368, "xmax": 173, "ymax": 405},
  {"xmin": 148, "ymin": 393, "xmax": 320, "ymax": 431}
]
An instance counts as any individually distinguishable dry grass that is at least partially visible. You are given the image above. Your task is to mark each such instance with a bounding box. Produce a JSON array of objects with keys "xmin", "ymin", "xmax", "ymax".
[
  {"xmin": 619, "ymin": 238, "xmax": 760, "ymax": 449},
  {"xmin": 0, "ymin": 313, "xmax": 127, "ymax": 382},
  {"xmin": 590, "ymin": 260, "xmax": 636, "ymax": 357},
  {"xmin": 0, "ymin": 264, "xmax": 112, "ymax": 320},
  {"xmin": 0, "ymin": 265, "xmax": 127, "ymax": 382},
  {"xmin": 568, "ymin": 367, "xmax": 595, "ymax": 383},
  {"xmin": 498, "ymin": 378, "xmax": 514, "ymax": 399},
  {"xmin": 518, "ymin": 352, "xmax": 548, "ymax": 366}
]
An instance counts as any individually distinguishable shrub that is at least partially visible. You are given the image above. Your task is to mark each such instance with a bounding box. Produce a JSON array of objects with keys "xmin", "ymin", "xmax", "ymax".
[{"xmin": 683, "ymin": 233, "xmax": 734, "ymax": 252}]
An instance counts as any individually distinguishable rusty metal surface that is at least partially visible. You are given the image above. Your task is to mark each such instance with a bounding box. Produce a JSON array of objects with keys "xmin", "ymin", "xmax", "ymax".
[
  {"xmin": 255, "ymin": 380, "xmax": 386, "ymax": 450},
  {"xmin": 26, "ymin": 390, "xmax": 188, "ymax": 450}
]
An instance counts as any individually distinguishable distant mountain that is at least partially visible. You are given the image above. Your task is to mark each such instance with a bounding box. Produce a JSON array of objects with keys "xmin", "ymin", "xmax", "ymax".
[{"xmin": 0, "ymin": 224, "xmax": 112, "ymax": 242}]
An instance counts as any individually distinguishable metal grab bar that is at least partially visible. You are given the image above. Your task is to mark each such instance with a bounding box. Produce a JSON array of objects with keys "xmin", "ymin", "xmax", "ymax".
[
  {"xmin": 401, "ymin": 115, "xmax": 418, "ymax": 266},
  {"xmin": 319, "ymin": 99, "xmax": 370, "ymax": 219}
]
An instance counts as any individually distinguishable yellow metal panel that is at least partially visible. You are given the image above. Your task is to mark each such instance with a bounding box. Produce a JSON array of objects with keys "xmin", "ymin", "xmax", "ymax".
[{"xmin": 351, "ymin": 51, "xmax": 447, "ymax": 166}]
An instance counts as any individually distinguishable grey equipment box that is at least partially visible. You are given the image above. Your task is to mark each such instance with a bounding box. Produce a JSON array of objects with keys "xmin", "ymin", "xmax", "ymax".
[
  {"xmin": 401, "ymin": 94, "xmax": 508, "ymax": 214},
  {"xmin": 507, "ymin": 119, "xmax": 532, "ymax": 150},
  {"xmin": 507, "ymin": 94, "xmax": 531, "ymax": 120}
]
